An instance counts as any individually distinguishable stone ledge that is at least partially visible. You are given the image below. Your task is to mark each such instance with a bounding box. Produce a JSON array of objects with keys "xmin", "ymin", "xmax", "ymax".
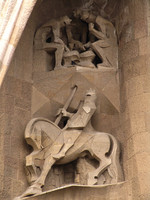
[
  {"xmin": 23, "ymin": 182, "xmax": 127, "ymax": 200},
  {"xmin": 33, "ymin": 65, "xmax": 117, "ymax": 82}
]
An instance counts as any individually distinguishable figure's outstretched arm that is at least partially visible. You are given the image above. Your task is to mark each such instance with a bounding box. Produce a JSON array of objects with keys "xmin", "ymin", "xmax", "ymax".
[
  {"xmin": 56, "ymin": 108, "xmax": 73, "ymax": 118},
  {"xmin": 66, "ymin": 26, "xmax": 85, "ymax": 51}
]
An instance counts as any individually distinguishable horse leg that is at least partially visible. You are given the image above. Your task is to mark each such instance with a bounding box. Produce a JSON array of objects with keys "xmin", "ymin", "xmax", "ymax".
[
  {"xmin": 26, "ymin": 155, "xmax": 37, "ymax": 184},
  {"xmin": 22, "ymin": 156, "xmax": 56, "ymax": 197},
  {"xmin": 75, "ymin": 157, "xmax": 87, "ymax": 185},
  {"xmin": 26, "ymin": 151, "xmax": 42, "ymax": 184},
  {"xmin": 87, "ymin": 155, "xmax": 111, "ymax": 185},
  {"xmin": 33, "ymin": 156, "xmax": 56, "ymax": 188}
]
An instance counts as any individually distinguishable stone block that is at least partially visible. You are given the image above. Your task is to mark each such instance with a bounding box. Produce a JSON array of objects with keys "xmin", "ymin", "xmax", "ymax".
[
  {"xmin": 126, "ymin": 137, "xmax": 134, "ymax": 159},
  {"xmin": 139, "ymin": 37, "xmax": 150, "ymax": 55},
  {"xmin": 13, "ymin": 78, "xmax": 23, "ymax": 98},
  {"xmin": 145, "ymin": 112, "xmax": 150, "ymax": 131},
  {"xmin": 135, "ymin": 152, "xmax": 150, "ymax": 173},
  {"xmin": 25, "ymin": 183, "xmax": 127, "ymax": 200},
  {"xmin": 33, "ymin": 50, "xmax": 49, "ymax": 72},
  {"xmin": 138, "ymin": 172, "xmax": 150, "ymax": 196},
  {"xmin": 11, "ymin": 136, "xmax": 24, "ymax": 159},
  {"xmin": 2, "ymin": 177, "xmax": 12, "ymax": 199},
  {"xmin": 129, "ymin": 112, "xmax": 146, "ymax": 134},
  {"xmin": 4, "ymin": 156, "xmax": 19, "ymax": 169},
  {"xmin": 13, "ymin": 107, "xmax": 31, "ymax": 128},
  {"xmin": 4, "ymin": 95, "xmax": 14, "ymax": 114},
  {"xmin": 130, "ymin": 176, "xmax": 141, "ymax": 199},
  {"xmin": 128, "ymin": 93, "xmax": 150, "ymax": 114},
  {"xmin": 126, "ymin": 79, "xmax": 136, "ymax": 99},
  {"xmin": 17, "ymin": 161, "xmax": 29, "ymax": 184},
  {"xmin": 124, "ymin": 156, "xmax": 137, "ymax": 181},
  {"xmin": 122, "ymin": 56, "xmax": 147, "ymax": 81},
  {"xmin": 4, "ymin": 76, "xmax": 16, "ymax": 96},
  {"xmin": 119, "ymin": 40, "xmax": 139, "ymax": 64},
  {"xmin": 12, "ymin": 180, "xmax": 26, "ymax": 200},
  {"xmin": 134, "ymin": 19, "xmax": 147, "ymax": 39},
  {"xmin": 126, "ymin": 179, "xmax": 133, "ymax": 200},
  {"xmin": 134, "ymin": 0, "xmax": 147, "ymax": 21},
  {"xmin": 133, "ymin": 132, "xmax": 150, "ymax": 154},
  {"xmin": 13, "ymin": 35, "xmax": 33, "ymax": 82},
  {"xmin": 0, "ymin": 94, "xmax": 5, "ymax": 116},
  {"xmin": 142, "ymin": 73, "xmax": 150, "ymax": 93},
  {"xmin": 4, "ymin": 165, "xmax": 17, "ymax": 179},
  {"xmin": 120, "ymin": 119, "xmax": 131, "ymax": 140},
  {"xmin": 15, "ymin": 97, "xmax": 31, "ymax": 111},
  {"xmin": 22, "ymin": 81, "xmax": 32, "ymax": 102}
]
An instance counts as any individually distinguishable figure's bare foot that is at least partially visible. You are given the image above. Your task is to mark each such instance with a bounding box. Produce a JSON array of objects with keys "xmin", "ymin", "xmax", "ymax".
[{"xmin": 52, "ymin": 152, "xmax": 65, "ymax": 160}]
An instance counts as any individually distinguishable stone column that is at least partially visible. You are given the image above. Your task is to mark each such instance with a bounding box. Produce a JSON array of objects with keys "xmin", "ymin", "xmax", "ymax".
[{"xmin": 119, "ymin": 0, "xmax": 150, "ymax": 199}]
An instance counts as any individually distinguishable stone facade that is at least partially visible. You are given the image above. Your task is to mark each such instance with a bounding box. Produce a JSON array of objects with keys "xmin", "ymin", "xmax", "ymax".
[
  {"xmin": 118, "ymin": 1, "xmax": 150, "ymax": 199},
  {"xmin": 0, "ymin": 0, "xmax": 150, "ymax": 200}
]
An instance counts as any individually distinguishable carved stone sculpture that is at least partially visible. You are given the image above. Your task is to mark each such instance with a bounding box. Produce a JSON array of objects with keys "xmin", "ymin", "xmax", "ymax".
[
  {"xmin": 18, "ymin": 88, "xmax": 123, "ymax": 199},
  {"xmin": 34, "ymin": 10, "xmax": 118, "ymax": 71},
  {"xmin": 41, "ymin": 16, "xmax": 71, "ymax": 69},
  {"xmin": 76, "ymin": 9, "xmax": 118, "ymax": 68}
]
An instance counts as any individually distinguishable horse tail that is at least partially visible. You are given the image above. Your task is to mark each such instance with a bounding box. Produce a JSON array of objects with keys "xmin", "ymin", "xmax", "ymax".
[{"xmin": 107, "ymin": 134, "xmax": 123, "ymax": 183}]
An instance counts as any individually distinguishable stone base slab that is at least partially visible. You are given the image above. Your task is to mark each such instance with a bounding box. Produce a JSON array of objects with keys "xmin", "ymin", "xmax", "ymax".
[{"xmin": 23, "ymin": 182, "xmax": 127, "ymax": 200}]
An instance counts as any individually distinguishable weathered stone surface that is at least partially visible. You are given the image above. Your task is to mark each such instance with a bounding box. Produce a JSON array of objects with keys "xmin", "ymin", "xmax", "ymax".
[
  {"xmin": 134, "ymin": 19, "xmax": 147, "ymax": 39},
  {"xmin": 17, "ymin": 89, "xmax": 123, "ymax": 199},
  {"xmin": 23, "ymin": 183, "xmax": 127, "ymax": 200},
  {"xmin": 119, "ymin": 40, "xmax": 139, "ymax": 64},
  {"xmin": 1, "ymin": 0, "xmax": 150, "ymax": 200}
]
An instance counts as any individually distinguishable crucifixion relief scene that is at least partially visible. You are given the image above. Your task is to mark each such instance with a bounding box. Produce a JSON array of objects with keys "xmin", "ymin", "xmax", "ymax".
[{"xmin": 0, "ymin": 0, "xmax": 150, "ymax": 200}]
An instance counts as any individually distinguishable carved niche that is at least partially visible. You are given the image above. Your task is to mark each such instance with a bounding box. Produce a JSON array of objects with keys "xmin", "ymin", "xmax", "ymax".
[
  {"xmin": 15, "ymin": 3, "xmax": 123, "ymax": 200},
  {"xmin": 33, "ymin": 8, "xmax": 118, "ymax": 72}
]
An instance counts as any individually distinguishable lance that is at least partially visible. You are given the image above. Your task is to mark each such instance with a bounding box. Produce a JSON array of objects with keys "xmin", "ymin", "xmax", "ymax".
[{"xmin": 55, "ymin": 85, "xmax": 78, "ymax": 125}]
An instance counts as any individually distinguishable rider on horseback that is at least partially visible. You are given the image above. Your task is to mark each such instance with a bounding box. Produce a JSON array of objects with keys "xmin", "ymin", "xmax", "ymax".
[{"xmin": 53, "ymin": 89, "xmax": 97, "ymax": 160}]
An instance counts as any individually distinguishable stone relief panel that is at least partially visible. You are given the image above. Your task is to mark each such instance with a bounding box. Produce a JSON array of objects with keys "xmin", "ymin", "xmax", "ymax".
[
  {"xmin": 14, "ymin": 2, "xmax": 123, "ymax": 199},
  {"xmin": 33, "ymin": 8, "xmax": 118, "ymax": 72},
  {"xmin": 16, "ymin": 88, "xmax": 123, "ymax": 199}
]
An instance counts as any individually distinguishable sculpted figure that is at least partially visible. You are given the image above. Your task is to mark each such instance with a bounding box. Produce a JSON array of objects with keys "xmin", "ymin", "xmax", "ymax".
[
  {"xmin": 76, "ymin": 10, "xmax": 118, "ymax": 68},
  {"xmin": 53, "ymin": 88, "xmax": 97, "ymax": 160},
  {"xmin": 41, "ymin": 16, "xmax": 71, "ymax": 69},
  {"xmin": 66, "ymin": 18, "xmax": 87, "ymax": 52},
  {"xmin": 17, "ymin": 89, "xmax": 123, "ymax": 199},
  {"xmin": 65, "ymin": 18, "xmax": 96, "ymax": 68}
]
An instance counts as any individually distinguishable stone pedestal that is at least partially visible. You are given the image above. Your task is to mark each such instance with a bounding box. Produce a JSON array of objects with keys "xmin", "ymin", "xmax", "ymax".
[{"xmin": 23, "ymin": 182, "xmax": 127, "ymax": 200}]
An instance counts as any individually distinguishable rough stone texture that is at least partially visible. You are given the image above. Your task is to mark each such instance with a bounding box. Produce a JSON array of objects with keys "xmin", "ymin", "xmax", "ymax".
[
  {"xmin": 1, "ymin": 0, "xmax": 150, "ymax": 200},
  {"xmin": 24, "ymin": 183, "xmax": 127, "ymax": 200},
  {"xmin": 118, "ymin": 0, "xmax": 150, "ymax": 199},
  {"xmin": 0, "ymin": 77, "xmax": 32, "ymax": 200}
]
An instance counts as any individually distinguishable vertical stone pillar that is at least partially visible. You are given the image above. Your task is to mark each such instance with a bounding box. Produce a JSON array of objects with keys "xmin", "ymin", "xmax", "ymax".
[{"xmin": 119, "ymin": 0, "xmax": 150, "ymax": 199}]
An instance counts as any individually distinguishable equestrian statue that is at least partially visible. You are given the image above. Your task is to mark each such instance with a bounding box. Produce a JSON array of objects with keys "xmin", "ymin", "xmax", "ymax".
[{"xmin": 19, "ymin": 87, "xmax": 123, "ymax": 198}]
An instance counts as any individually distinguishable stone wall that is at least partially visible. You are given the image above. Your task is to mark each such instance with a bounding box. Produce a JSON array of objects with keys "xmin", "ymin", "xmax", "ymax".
[
  {"xmin": 0, "ymin": 2, "xmax": 36, "ymax": 199},
  {"xmin": 0, "ymin": 0, "xmax": 150, "ymax": 199},
  {"xmin": 0, "ymin": 1, "xmax": 101, "ymax": 199},
  {"xmin": 118, "ymin": 0, "xmax": 150, "ymax": 199}
]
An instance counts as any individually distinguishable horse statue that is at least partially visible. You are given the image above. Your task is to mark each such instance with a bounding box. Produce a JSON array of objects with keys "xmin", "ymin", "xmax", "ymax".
[{"xmin": 18, "ymin": 88, "xmax": 123, "ymax": 198}]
